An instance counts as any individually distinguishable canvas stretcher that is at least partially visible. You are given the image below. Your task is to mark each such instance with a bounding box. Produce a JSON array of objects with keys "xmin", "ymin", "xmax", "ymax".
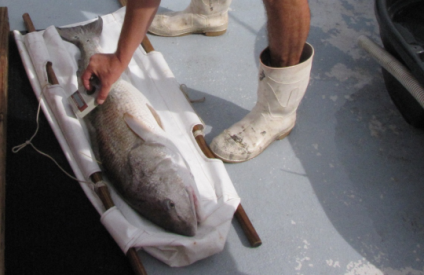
[{"xmin": 12, "ymin": 7, "xmax": 252, "ymax": 269}]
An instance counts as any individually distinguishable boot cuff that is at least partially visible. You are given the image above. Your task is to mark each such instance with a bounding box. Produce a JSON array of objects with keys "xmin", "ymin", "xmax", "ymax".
[{"xmin": 259, "ymin": 43, "xmax": 314, "ymax": 83}]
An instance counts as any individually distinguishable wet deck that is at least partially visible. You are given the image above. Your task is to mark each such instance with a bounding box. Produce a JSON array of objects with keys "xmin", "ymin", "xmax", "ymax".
[{"xmin": 2, "ymin": 0, "xmax": 424, "ymax": 274}]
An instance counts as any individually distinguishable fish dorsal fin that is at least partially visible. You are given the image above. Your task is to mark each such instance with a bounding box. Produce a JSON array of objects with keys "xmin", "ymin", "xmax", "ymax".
[
  {"xmin": 146, "ymin": 103, "xmax": 164, "ymax": 130},
  {"xmin": 124, "ymin": 113, "xmax": 167, "ymax": 144}
]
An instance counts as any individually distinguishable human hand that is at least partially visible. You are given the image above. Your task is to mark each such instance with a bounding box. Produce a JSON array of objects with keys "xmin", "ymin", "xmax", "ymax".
[{"xmin": 81, "ymin": 53, "xmax": 126, "ymax": 104}]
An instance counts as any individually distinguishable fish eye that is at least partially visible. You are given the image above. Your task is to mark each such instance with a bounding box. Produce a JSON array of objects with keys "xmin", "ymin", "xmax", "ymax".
[{"xmin": 164, "ymin": 199, "xmax": 175, "ymax": 210}]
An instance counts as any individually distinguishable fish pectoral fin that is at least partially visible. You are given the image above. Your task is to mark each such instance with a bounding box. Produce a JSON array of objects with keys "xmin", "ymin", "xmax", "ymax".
[
  {"xmin": 146, "ymin": 103, "xmax": 164, "ymax": 130},
  {"xmin": 123, "ymin": 113, "xmax": 149, "ymax": 142},
  {"xmin": 124, "ymin": 113, "xmax": 167, "ymax": 144},
  {"xmin": 124, "ymin": 113, "xmax": 183, "ymax": 157}
]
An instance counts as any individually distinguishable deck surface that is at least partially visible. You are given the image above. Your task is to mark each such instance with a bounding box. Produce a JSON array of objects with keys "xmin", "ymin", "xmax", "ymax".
[{"xmin": 2, "ymin": 0, "xmax": 424, "ymax": 274}]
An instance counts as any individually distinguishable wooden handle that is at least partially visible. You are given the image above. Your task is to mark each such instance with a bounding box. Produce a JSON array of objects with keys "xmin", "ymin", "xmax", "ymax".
[
  {"xmin": 0, "ymin": 7, "xmax": 9, "ymax": 275},
  {"xmin": 22, "ymin": 13, "xmax": 36, "ymax": 32},
  {"xmin": 127, "ymin": 248, "xmax": 148, "ymax": 275},
  {"xmin": 90, "ymin": 172, "xmax": 115, "ymax": 209},
  {"xmin": 90, "ymin": 173, "xmax": 147, "ymax": 274},
  {"xmin": 234, "ymin": 204, "xmax": 262, "ymax": 247},
  {"xmin": 192, "ymin": 125, "xmax": 262, "ymax": 247},
  {"xmin": 90, "ymin": 173, "xmax": 148, "ymax": 274},
  {"xmin": 192, "ymin": 125, "xmax": 216, "ymax": 158},
  {"xmin": 46, "ymin": 62, "xmax": 59, "ymax": 85},
  {"xmin": 90, "ymin": 172, "xmax": 148, "ymax": 274},
  {"xmin": 141, "ymin": 37, "xmax": 154, "ymax": 54}
]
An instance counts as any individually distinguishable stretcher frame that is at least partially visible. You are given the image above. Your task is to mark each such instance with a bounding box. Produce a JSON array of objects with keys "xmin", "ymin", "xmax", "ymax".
[{"xmin": 2, "ymin": 6, "xmax": 262, "ymax": 274}]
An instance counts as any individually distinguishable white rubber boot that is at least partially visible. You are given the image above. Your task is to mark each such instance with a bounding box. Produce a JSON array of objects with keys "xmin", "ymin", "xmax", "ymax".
[
  {"xmin": 210, "ymin": 43, "xmax": 314, "ymax": 163},
  {"xmin": 148, "ymin": 0, "xmax": 231, "ymax": 37}
]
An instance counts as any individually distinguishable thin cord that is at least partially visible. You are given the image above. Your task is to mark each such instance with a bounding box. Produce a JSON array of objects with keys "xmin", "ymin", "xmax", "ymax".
[
  {"xmin": 12, "ymin": 93, "xmax": 90, "ymax": 184},
  {"xmin": 79, "ymin": 151, "xmax": 102, "ymax": 165}
]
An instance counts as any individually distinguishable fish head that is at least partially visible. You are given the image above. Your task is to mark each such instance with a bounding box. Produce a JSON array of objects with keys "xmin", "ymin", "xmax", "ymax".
[
  {"xmin": 155, "ymin": 168, "xmax": 198, "ymax": 237},
  {"xmin": 123, "ymin": 115, "xmax": 198, "ymax": 236},
  {"xmin": 128, "ymin": 148, "xmax": 198, "ymax": 237}
]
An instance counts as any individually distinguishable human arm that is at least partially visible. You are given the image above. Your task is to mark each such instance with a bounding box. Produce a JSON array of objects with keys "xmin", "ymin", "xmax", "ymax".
[{"xmin": 82, "ymin": 0, "xmax": 161, "ymax": 104}]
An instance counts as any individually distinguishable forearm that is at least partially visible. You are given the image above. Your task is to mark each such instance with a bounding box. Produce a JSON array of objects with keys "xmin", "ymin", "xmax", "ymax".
[
  {"xmin": 115, "ymin": 0, "xmax": 161, "ymax": 66},
  {"xmin": 81, "ymin": 0, "xmax": 161, "ymax": 104}
]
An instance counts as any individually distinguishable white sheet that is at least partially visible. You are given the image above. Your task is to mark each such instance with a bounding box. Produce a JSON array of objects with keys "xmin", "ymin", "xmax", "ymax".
[{"xmin": 14, "ymin": 7, "xmax": 240, "ymax": 267}]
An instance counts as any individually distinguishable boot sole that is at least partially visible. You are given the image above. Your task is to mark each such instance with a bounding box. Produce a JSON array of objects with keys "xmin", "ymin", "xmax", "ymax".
[
  {"xmin": 276, "ymin": 128, "xmax": 292, "ymax": 140},
  {"xmin": 212, "ymin": 127, "xmax": 295, "ymax": 163},
  {"xmin": 148, "ymin": 29, "xmax": 227, "ymax": 37},
  {"xmin": 205, "ymin": 29, "xmax": 227, "ymax": 36}
]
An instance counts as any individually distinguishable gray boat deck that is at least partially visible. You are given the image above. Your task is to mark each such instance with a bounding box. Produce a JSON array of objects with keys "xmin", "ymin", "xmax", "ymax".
[{"xmin": 2, "ymin": 0, "xmax": 424, "ymax": 274}]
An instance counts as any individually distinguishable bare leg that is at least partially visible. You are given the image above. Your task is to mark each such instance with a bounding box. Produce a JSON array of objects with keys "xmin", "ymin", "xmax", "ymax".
[
  {"xmin": 210, "ymin": 0, "xmax": 314, "ymax": 162},
  {"xmin": 263, "ymin": 0, "xmax": 310, "ymax": 67}
]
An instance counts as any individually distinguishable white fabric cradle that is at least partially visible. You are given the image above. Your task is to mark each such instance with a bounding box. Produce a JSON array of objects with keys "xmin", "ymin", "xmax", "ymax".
[{"xmin": 13, "ymin": 7, "xmax": 240, "ymax": 267}]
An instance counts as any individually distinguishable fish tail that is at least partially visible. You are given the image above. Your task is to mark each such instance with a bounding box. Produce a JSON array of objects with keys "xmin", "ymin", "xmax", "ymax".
[{"xmin": 56, "ymin": 17, "xmax": 103, "ymax": 47}]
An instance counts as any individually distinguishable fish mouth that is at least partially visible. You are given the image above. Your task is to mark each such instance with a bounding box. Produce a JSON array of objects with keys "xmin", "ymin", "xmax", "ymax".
[
  {"xmin": 170, "ymin": 220, "xmax": 197, "ymax": 237},
  {"xmin": 182, "ymin": 225, "xmax": 197, "ymax": 237},
  {"xmin": 169, "ymin": 188, "xmax": 198, "ymax": 237}
]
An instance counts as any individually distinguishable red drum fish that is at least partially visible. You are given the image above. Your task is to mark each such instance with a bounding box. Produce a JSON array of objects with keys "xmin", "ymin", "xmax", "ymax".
[{"xmin": 57, "ymin": 18, "xmax": 197, "ymax": 236}]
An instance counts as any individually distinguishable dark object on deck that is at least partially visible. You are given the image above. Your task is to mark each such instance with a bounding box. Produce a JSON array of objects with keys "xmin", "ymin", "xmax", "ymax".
[
  {"xmin": 0, "ymin": 7, "xmax": 9, "ymax": 275},
  {"xmin": 375, "ymin": 0, "xmax": 424, "ymax": 128}
]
